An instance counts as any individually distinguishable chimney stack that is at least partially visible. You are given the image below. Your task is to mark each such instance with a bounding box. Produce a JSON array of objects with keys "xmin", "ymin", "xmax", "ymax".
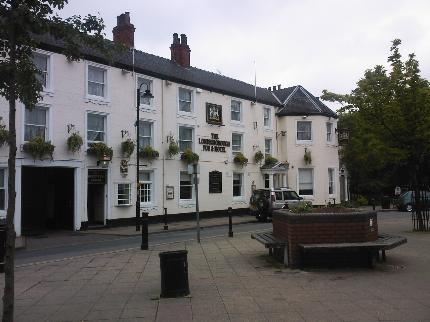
[
  {"xmin": 278, "ymin": 84, "xmax": 281, "ymax": 90},
  {"xmin": 170, "ymin": 33, "xmax": 191, "ymax": 68},
  {"xmin": 112, "ymin": 12, "xmax": 135, "ymax": 48},
  {"xmin": 272, "ymin": 86, "xmax": 277, "ymax": 91}
]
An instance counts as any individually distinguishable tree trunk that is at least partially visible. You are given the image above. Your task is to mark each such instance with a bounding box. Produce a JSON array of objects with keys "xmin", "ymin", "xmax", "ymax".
[{"xmin": 2, "ymin": 32, "xmax": 17, "ymax": 322}]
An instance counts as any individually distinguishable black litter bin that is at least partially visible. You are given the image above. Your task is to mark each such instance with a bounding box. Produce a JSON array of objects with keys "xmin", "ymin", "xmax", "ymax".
[
  {"xmin": 0, "ymin": 224, "xmax": 6, "ymax": 273},
  {"xmin": 159, "ymin": 250, "xmax": 189, "ymax": 298}
]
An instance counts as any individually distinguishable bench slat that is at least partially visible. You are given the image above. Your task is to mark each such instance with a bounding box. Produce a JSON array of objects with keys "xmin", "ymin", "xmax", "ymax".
[{"xmin": 251, "ymin": 232, "xmax": 287, "ymax": 248}]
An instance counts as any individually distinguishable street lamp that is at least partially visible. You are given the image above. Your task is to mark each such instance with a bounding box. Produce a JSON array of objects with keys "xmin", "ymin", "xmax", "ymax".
[{"xmin": 136, "ymin": 83, "xmax": 154, "ymax": 250}]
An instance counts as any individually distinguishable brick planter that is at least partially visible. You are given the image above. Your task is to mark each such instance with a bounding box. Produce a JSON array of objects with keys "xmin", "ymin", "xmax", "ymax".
[{"xmin": 272, "ymin": 210, "xmax": 378, "ymax": 268}]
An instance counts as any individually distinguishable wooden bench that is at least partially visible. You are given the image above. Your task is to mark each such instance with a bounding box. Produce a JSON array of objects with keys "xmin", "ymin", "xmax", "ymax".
[
  {"xmin": 251, "ymin": 232, "xmax": 289, "ymax": 266},
  {"xmin": 299, "ymin": 233, "xmax": 407, "ymax": 267}
]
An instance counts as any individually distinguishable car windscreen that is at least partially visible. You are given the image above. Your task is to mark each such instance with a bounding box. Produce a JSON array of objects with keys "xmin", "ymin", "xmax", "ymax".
[{"xmin": 283, "ymin": 191, "xmax": 300, "ymax": 200}]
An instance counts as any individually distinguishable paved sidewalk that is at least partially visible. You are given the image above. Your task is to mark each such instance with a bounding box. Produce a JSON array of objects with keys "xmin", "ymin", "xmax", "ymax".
[{"xmin": 3, "ymin": 212, "xmax": 430, "ymax": 321}]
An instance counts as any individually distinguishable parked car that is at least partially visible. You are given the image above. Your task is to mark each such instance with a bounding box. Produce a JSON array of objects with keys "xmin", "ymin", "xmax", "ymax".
[
  {"xmin": 249, "ymin": 187, "xmax": 303, "ymax": 221},
  {"xmin": 396, "ymin": 190, "xmax": 430, "ymax": 212}
]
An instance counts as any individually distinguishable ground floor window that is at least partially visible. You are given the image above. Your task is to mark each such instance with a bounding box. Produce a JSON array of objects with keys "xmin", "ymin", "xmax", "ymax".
[
  {"xmin": 180, "ymin": 171, "xmax": 193, "ymax": 200},
  {"xmin": 139, "ymin": 171, "xmax": 153, "ymax": 204},
  {"xmin": 264, "ymin": 174, "xmax": 270, "ymax": 188},
  {"xmin": 0, "ymin": 169, "xmax": 5, "ymax": 211},
  {"xmin": 298, "ymin": 168, "xmax": 313, "ymax": 196},
  {"xmin": 328, "ymin": 168, "xmax": 335, "ymax": 195},
  {"xmin": 233, "ymin": 172, "xmax": 243, "ymax": 197},
  {"xmin": 117, "ymin": 183, "xmax": 131, "ymax": 206}
]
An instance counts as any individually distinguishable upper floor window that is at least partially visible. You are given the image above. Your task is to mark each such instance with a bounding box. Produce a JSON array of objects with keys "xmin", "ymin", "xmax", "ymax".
[
  {"xmin": 298, "ymin": 168, "xmax": 313, "ymax": 196},
  {"xmin": 232, "ymin": 133, "xmax": 243, "ymax": 154},
  {"xmin": 0, "ymin": 169, "xmax": 5, "ymax": 211},
  {"xmin": 87, "ymin": 113, "xmax": 106, "ymax": 145},
  {"xmin": 297, "ymin": 121, "xmax": 312, "ymax": 142},
  {"xmin": 326, "ymin": 122, "xmax": 333, "ymax": 142},
  {"xmin": 33, "ymin": 53, "xmax": 49, "ymax": 88},
  {"xmin": 138, "ymin": 77, "xmax": 153, "ymax": 106},
  {"xmin": 231, "ymin": 100, "xmax": 242, "ymax": 122},
  {"xmin": 24, "ymin": 106, "xmax": 47, "ymax": 141},
  {"xmin": 179, "ymin": 126, "xmax": 193, "ymax": 151},
  {"xmin": 263, "ymin": 108, "xmax": 271, "ymax": 128},
  {"xmin": 265, "ymin": 138, "xmax": 272, "ymax": 157},
  {"xmin": 88, "ymin": 65, "xmax": 107, "ymax": 98},
  {"xmin": 178, "ymin": 88, "xmax": 192, "ymax": 113},
  {"xmin": 117, "ymin": 183, "xmax": 132, "ymax": 206},
  {"xmin": 328, "ymin": 168, "xmax": 335, "ymax": 195},
  {"xmin": 139, "ymin": 121, "xmax": 153, "ymax": 148}
]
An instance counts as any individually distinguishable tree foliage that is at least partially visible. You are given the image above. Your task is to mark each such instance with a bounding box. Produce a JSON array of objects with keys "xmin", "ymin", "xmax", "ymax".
[{"xmin": 322, "ymin": 39, "xmax": 430, "ymax": 198}]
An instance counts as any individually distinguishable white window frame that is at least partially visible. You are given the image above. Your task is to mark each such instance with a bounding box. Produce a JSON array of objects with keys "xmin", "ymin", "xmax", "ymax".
[
  {"xmin": 0, "ymin": 168, "xmax": 7, "ymax": 216},
  {"xmin": 230, "ymin": 99, "xmax": 242, "ymax": 123},
  {"xmin": 139, "ymin": 171, "xmax": 154, "ymax": 207},
  {"xmin": 178, "ymin": 125, "xmax": 194, "ymax": 152},
  {"xmin": 179, "ymin": 171, "xmax": 195, "ymax": 203},
  {"xmin": 33, "ymin": 50, "xmax": 53, "ymax": 92},
  {"xmin": 263, "ymin": 107, "xmax": 272, "ymax": 129},
  {"xmin": 232, "ymin": 172, "xmax": 244, "ymax": 200},
  {"xmin": 296, "ymin": 120, "xmax": 313, "ymax": 144},
  {"xmin": 177, "ymin": 87, "xmax": 194, "ymax": 115},
  {"xmin": 139, "ymin": 120, "xmax": 154, "ymax": 149},
  {"xmin": 231, "ymin": 132, "xmax": 243, "ymax": 155},
  {"xmin": 137, "ymin": 76, "xmax": 154, "ymax": 109},
  {"xmin": 326, "ymin": 122, "xmax": 333, "ymax": 143},
  {"xmin": 86, "ymin": 111, "xmax": 107, "ymax": 147},
  {"xmin": 298, "ymin": 168, "xmax": 314, "ymax": 198},
  {"xmin": 264, "ymin": 138, "xmax": 272, "ymax": 157},
  {"xmin": 23, "ymin": 104, "xmax": 50, "ymax": 143},
  {"xmin": 328, "ymin": 168, "xmax": 335, "ymax": 196},
  {"xmin": 116, "ymin": 183, "xmax": 132, "ymax": 206},
  {"xmin": 86, "ymin": 62, "xmax": 109, "ymax": 101}
]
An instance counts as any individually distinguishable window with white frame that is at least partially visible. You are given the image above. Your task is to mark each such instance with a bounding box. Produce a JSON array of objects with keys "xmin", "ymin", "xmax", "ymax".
[
  {"xmin": 180, "ymin": 171, "xmax": 193, "ymax": 200},
  {"xmin": 117, "ymin": 183, "xmax": 132, "ymax": 206},
  {"xmin": 298, "ymin": 168, "xmax": 314, "ymax": 196},
  {"xmin": 139, "ymin": 121, "xmax": 153, "ymax": 148},
  {"xmin": 24, "ymin": 106, "xmax": 47, "ymax": 141},
  {"xmin": 179, "ymin": 126, "xmax": 193, "ymax": 151},
  {"xmin": 87, "ymin": 113, "xmax": 106, "ymax": 145},
  {"xmin": 326, "ymin": 122, "xmax": 333, "ymax": 142},
  {"xmin": 138, "ymin": 77, "xmax": 153, "ymax": 106},
  {"xmin": 178, "ymin": 88, "xmax": 192, "ymax": 113},
  {"xmin": 328, "ymin": 168, "xmax": 335, "ymax": 195},
  {"xmin": 233, "ymin": 172, "xmax": 243, "ymax": 197},
  {"xmin": 0, "ymin": 169, "xmax": 5, "ymax": 211},
  {"xmin": 231, "ymin": 133, "xmax": 243, "ymax": 154},
  {"xmin": 297, "ymin": 121, "xmax": 312, "ymax": 142},
  {"xmin": 231, "ymin": 100, "xmax": 242, "ymax": 122},
  {"xmin": 87, "ymin": 65, "xmax": 107, "ymax": 98},
  {"xmin": 139, "ymin": 171, "xmax": 153, "ymax": 204},
  {"xmin": 265, "ymin": 138, "xmax": 272, "ymax": 157},
  {"xmin": 263, "ymin": 107, "xmax": 271, "ymax": 128},
  {"xmin": 33, "ymin": 53, "xmax": 49, "ymax": 88}
]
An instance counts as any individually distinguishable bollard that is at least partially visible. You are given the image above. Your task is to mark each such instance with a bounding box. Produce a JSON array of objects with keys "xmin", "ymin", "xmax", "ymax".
[
  {"xmin": 228, "ymin": 207, "xmax": 233, "ymax": 237},
  {"xmin": 141, "ymin": 211, "xmax": 148, "ymax": 250},
  {"xmin": 163, "ymin": 207, "xmax": 168, "ymax": 231},
  {"xmin": 371, "ymin": 198, "xmax": 376, "ymax": 211},
  {"xmin": 136, "ymin": 212, "xmax": 141, "ymax": 232}
]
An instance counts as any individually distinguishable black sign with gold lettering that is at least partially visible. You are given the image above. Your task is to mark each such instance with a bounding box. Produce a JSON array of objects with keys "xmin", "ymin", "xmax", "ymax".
[
  {"xmin": 206, "ymin": 103, "xmax": 223, "ymax": 125},
  {"xmin": 209, "ymin": 171, "xmax": 222, "ymax": 193}
]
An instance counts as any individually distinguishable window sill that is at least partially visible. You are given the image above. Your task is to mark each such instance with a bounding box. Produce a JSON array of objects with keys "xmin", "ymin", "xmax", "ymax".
[
  {"xmin": 116, "ymin": 204, "xmax": 132, "ymax": 207},
  {"xmin": 296, "ymin": 141, "xmax": 313, "ymax": 146},
  {"xmin": 232, "ymin": 198, "xmax": 246, "ymax": 204},
  {"xmin": 85, "ymin": 96, "xmax": 110, "ymax": 105},
  {"xmin": 230, "ymin": 121, "xmax": 244, "ymax": 128},
  {"xmin": 179, "ymin": 201, "xmax": 195, "ymax": 208},
  {"xmin": 264, "ymin": 127, "xmax": 274, "ymax": 132},
  {"xmin": 41, "ymin": 89, "xmax": 54, "ymax": 97},
  {"xmin": 177, "ymin": 112, "xmax": 196, "ymax": 119}
]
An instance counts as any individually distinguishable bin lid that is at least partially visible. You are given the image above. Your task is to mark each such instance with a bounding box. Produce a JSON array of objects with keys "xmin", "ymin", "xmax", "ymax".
[{"xmin": 159, "ymin": 250, "xmax": 188, "ymax": 258}]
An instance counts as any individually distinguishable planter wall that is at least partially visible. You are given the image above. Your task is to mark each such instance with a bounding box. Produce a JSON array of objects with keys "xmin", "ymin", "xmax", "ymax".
[{"xmin": 272, "ymin": 210, "xmax": 378, "ymax": 267}]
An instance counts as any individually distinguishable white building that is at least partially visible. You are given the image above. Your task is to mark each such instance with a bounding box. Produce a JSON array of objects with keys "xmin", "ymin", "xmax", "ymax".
[{"xmin": 0, "ymin": 13, "xmax": 344, "ymax": 237}]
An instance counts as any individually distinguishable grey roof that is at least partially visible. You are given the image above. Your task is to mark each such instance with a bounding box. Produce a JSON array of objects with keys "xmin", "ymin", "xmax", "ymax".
[
  {"xmin": 37, "ymin": 35, "xmax": 282, "ymax": 107},
  {"xmin": 273, "ymin": 85, "xmax": 337, "ymax": 118}
]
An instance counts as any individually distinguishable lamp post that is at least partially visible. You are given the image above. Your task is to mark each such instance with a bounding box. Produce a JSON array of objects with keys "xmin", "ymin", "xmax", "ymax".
[{"xmin": 136, "ymin": 83, "xmax": 154, "ymax": 249}]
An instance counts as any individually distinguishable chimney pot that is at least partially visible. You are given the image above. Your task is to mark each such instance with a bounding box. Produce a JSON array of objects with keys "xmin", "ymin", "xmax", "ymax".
[
  {"xmin": 113, "ymin": 12, "xmax": 135, "ymax": 48},
  {"xmin": 173, "ymin": 33, "xmax": 180, "ymax": 44},
  {"xmin": 278, "ymin": 84, "xmax": 281, "ymax": 90},
  {"xmin": 268, "ymin": 87, "xmax": 271, "ymax": 91},
  {"xmin": 272, "ymin": 86, "xmax": 277, "ymax": 91},
  {"xmin": 180, "ymin": 34, "xmax": 188, "ymax": 45}
]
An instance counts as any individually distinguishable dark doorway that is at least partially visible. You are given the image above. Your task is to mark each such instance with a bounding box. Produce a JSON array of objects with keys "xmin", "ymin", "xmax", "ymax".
[
  {"xmin": 21, "ymin": 167, "xmax": 74, "ymax": 235},
  {"xmin": 87, "ymin": 169, "xmax": 106, "ymax": 226}
]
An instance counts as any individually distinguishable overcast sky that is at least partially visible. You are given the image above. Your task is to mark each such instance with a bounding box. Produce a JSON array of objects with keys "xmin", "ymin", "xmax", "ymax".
[{"xmin": 59, "ymin": 0, "xmax": 430, "ymax": 109}]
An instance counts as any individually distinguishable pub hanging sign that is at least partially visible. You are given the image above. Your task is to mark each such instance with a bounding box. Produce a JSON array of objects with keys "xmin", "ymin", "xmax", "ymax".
[{"xmin": 206, "ymin": 103, "xmax": 223, "ymax": 125}]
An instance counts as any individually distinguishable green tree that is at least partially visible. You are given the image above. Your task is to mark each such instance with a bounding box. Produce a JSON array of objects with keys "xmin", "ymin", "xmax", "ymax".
[
  {"xmin": 322, "ymin": 39, "xmax": 430, "ymax": 228},
  {"xmin": 0, "ymin": 1, "xmax": 119, "ymax": 320}
]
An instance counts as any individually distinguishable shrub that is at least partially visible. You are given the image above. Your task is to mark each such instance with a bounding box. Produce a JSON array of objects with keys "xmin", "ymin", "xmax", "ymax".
[
  {"xmin": 87, "ymin": 142, "xmax": 113, "ymax": 160},
  {"xmin": 355, "ymin": 195, "xmax": 368, "ymax": 207},
  {"xmin": 180, "ymin": 148, "xmax": 199, "ymax": 164},
  {"xmin": 168, "ymin": 140, "xmax": 180, "ymax": 158},
  {"xmin": 233, "ymin": 152, "xmax": 248, "ymax": 167},
  {"xmin": 254, "ymin": 151, "xmax": 264, "ymax": 164},
  {"xmin": 0, "ymin": 124, "xmax": 9, "ymax": 147},
  {"xmin": 139, "ymin": 146, "xmax": 159, "ymax": 160},
  {"xmin": 264, "ymin": 155, "xmax": 278, "ymax": 166},
  {"xmin": 23, "ymin": 136, "xmax": 55, "ymax": 160},
  {"xmin": 289, "ymin": 201, "xmax": 313, "ymax": 213},
  {"xmin": 67, "ymin": 132, "xmax": 83, "ymax": 153},
  {"xmin": 121, "ymin": 139, "xmax": 135, "ymax": 158}
]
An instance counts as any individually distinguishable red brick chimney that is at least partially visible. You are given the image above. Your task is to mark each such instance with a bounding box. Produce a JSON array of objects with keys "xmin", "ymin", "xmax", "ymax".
[
  {"xmin": 112, "ymin": 12, "xmax": 135, "ymax": 48},
  {"xmin": 170, "ymin": 33, "xmax": 191, "ymax": 67}
]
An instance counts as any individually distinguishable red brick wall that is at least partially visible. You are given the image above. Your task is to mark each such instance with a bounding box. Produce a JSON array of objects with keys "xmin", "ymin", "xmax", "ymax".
[{"xmin": 272, "ymin": 211, "xmax": 378, "ymax": 267}]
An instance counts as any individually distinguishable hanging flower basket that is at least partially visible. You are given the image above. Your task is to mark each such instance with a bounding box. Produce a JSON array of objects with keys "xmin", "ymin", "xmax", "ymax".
[
  {"xmin": 167, "ymin": 140, "xmax": 180, "ymax": 158},
  {"xmin": 0, "ymin": 125, "xmax": 9, "ymax": 147},
  {"xmin": 67, "ymin": 132, "xmax": 83, "ymax": 153},
  {"xmin": 87, "ymin": 142, "xmax": 113, "ymax": 160},
  {"xmin": 233, "ymin": 152, "xmax": 248, "ymax": 167},
  {"xmin": 264, "ymin": 155, "xmax": 278, "ymax": 166},
  {"xmin": 139, "ymin": 146, "xmax": 159, "ymax": 160},
  {"xmin": 180, "ymin": 148, "xmax": 199, "ymax": 164},
  {"xmin": 23, "ymin": 136, "xmax": 55, "ymax": 160},
  {"xmin": 254, "ymin": 151, "xmax": 264, "ymax": 164},
  {"xmin": 121, "ymin": 139, "xmax": 135, "ymax": 158},
  {"xmin": 304, "ymin": 149, "xmax": 312, "ymax": 165}
]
